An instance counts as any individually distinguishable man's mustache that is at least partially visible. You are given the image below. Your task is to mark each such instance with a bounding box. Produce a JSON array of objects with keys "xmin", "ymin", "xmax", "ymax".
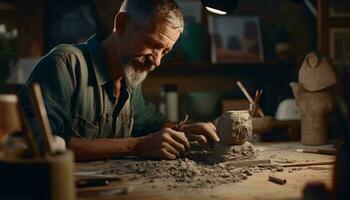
[{"xmin": 124, "ymin": 56, "xmax": 155, "ymax": 72}]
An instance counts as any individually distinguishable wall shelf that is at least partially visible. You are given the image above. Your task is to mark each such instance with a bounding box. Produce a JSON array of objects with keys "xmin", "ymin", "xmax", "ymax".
[{"xmin": 151, "ymin": 62, "xmax": 295, "ymax": 76}]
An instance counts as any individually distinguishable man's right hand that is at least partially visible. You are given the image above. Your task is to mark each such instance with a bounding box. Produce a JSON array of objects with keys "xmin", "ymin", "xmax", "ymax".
[{"xmin": 134, "ymin": 127, "xmax": 190, "ymax": 160}]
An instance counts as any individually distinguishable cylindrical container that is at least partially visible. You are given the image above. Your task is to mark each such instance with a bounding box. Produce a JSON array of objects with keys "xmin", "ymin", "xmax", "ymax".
[
  {"xmin": 0, "ymin": 94, "xmax": 22, "ymax": 140},
  {"xmin": 0, "ymin": 150, "xmax": 76, "ymax": 200},
  {"xmin": 164, "ymin": 84, "xmax": 178, "ymax": 122},
  {"xmin": 159, "ymin": 89, "xmax": 166, "ymax": 115}
]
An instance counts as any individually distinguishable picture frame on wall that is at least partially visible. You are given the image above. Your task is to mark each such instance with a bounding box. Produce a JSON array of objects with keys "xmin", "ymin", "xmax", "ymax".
[
  {"xmin": 208, "ymin": 15, "xmax": 264, "ymax": 63},
  {"xmin": 330, "ymin": 28, "xmax": 350, "ymax": 65}
]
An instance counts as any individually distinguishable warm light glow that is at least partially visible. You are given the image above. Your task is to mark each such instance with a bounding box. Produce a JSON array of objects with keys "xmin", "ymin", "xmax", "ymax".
[{"xmin": 205, "ymin": 6, "xmax": 227, "ymax": 15}]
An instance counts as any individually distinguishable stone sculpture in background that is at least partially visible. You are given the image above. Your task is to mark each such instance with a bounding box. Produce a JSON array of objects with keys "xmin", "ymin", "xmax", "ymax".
[{"xmin": 290, "ymin": 51, "xmax": 337, "ymax": 145}]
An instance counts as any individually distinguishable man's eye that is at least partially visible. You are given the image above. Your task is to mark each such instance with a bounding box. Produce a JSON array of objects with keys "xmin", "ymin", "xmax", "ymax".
[
  {"xmin": 162, "ymin": 51, "xmax": 168, "ymax": 56},
  {"xmin": 146, "ymin": 40, "xmax": 157, "ymax": 49}
]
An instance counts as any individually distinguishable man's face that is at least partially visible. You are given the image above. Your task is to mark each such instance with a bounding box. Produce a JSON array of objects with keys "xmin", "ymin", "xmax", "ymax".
[{"xmin": 119, "ymin": 16, "xmax": 181, "ymax": 89}]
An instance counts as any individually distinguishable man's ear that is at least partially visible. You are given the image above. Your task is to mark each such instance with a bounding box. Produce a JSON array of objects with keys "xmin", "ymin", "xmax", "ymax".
[{"xmin": 114, "ymin": 12, "xmax": 130, "ymax": 36}]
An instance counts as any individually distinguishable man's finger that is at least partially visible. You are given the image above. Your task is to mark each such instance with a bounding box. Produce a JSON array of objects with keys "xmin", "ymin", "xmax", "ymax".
[
  {"xmin": 201, "ymin": 125, "xmax": 220, "ymax": 143},
  {"xmin": 167, "ymin": 129, "xmax": 190, "ymax": 151},
  {"xmin": 161, "ymin": 149, "xmax": 177, "ymax": 160},
  {"xmin": 164, "ymin": 134, "xmax": 187, "ymax": 154},
  {"xmin": 207, "ymin": 122, "xmax": 217, "ymax": 132},
  {"xmin": 162, "ymin": 142, "xmax": 180, "ymax": 157},
  {"xmin": 191, "ymin": 134, "xmax": 208, "ymax": 146}
]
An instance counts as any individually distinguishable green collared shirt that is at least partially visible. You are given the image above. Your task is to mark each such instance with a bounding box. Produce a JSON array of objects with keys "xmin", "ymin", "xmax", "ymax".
[{"xmin": 20, "ymin": 35, "xmax": 166, "ymax": 146}]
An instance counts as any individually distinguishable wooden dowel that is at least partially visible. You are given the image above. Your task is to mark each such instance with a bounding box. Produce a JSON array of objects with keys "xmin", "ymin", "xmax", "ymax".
[
  {"xmin": 280, "ymin": 160, "xmax": 335, "ymax": 167},
  {"xmin": 269, "ymin": 175, "xmax": 286, "ymax": 185},
  {"xmin": 29, "ymin": 83, "xmax": 55, "ymax": 154},
  {"xmin": 223, "ymin": 159, "xmax": 271, "ymax": 168}
]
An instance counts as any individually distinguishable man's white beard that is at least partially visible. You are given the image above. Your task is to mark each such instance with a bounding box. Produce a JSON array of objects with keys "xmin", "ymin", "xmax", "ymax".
[
  {"xmin": 123, "ymin": 65, "xmax": 147, "ymax": 90},
  {"xmin": 122, "ymin": 57, "xmax": 156, "ymax": 90}
]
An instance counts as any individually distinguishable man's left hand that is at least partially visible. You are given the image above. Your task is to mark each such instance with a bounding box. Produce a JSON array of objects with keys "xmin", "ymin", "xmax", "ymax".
[{"xmin": 179, "ymin": 122, "xmax": 220, "ymax": 148}]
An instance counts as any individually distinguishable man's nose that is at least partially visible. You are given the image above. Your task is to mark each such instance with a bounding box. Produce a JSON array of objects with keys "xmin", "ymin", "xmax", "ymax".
[{"xmin": 151, "ymin": 50, "xmax": 162, "ymax": 67}]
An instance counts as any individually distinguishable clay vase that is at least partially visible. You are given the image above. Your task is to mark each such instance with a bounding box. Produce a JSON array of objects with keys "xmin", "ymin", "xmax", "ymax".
[
  {"xmin": 290, "ymin": 83, "xmax": 333, "ymax": 145},
  {"xmin": 216, "ymin": 110, "xmax": 253, "ymax": 145}
]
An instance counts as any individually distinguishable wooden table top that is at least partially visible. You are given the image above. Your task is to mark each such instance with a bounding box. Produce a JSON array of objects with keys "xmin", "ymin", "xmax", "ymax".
[{"xmin": 75, "ymin": 142, "xmax": 335, "ymax": 200}]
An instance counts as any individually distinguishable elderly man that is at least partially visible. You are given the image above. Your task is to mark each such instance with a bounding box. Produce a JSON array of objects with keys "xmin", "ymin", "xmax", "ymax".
[{"xmin": 21, "ymin": 0, "xmax": 219, "ymax": 161}]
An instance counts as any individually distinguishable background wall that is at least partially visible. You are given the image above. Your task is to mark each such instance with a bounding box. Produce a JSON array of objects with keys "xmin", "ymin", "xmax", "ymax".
[{"xmin": 0, "ymin": 0, "xmax": 319, "ymax": 120}]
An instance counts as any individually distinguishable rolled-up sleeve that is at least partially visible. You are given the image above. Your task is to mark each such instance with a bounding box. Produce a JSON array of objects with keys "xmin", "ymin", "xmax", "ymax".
[
  {"xmin": 20, "ymin": 52, "xmax": 75, "ymax": 147},
  {"xmin": 131, "ymin": 85, "xmax": 166, "ymax": 137}
]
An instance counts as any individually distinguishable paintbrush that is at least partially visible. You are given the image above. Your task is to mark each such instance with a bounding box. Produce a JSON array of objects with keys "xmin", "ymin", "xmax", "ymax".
[
  {"xmin": 175, "ymin": 114, "xmax": 189, "ymax": 131},
  {"xmin": 236, "ymin": 81, "xmax": 265, "ymax": 117},
  {"xmin": 175, "ymin": 114, "xmax": 189, "ymax": 158},
  {"xmin": 252, "ymin": 89, "xmax": 263, "ymax": 117}
]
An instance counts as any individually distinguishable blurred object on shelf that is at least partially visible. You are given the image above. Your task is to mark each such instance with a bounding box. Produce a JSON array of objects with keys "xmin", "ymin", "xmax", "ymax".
[
  {"xmin": 252, "ymin": 116, "xmax": 273, "ymax": 135},
  {"xmin": 0, "ymin": 94, "xmax": 21, "ymax": 142},
  {"xmin": 182, "ymin": 91, "xmax": 221, "ymax": 121},
  {"xmin": 6, "ymin": 57, "xmax": 39, "ymax": 84},
  {"xmin": 261, "ymin": 120, "xmax": 300, "ymax": 141},
  {"xmin": 163, "ymin": 84, "xmax": 179, "ymax": 122},
  {"xmin": 0, "ymin": 23, "xmax": 18, "ymax": 91},
  {"xmin": 221, "ymin": 99, "xmax": 250, "ymax": 113},
  {"xmin": 275, "ymin": 42, "xmax": 290, "ymax": 61},
  {"xmin": 181, "ymin": 22, "xmax": 210, "ymax": 62},
  {"xmin": 275, "ymin": 98, "xmax": 300, "ymax": 120}
]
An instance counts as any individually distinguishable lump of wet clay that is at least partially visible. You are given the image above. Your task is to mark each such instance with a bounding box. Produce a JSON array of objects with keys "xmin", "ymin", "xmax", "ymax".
[{"xmin": 215, "ymin": 110, "xmax": 253, "ymax": 145}]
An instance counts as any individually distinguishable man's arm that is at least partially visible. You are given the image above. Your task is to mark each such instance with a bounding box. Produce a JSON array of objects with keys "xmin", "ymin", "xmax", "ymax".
[
  {"xmin": 69, "ymin": 127, "xmax": 190, "ymax": 161},
  {"xmin": 69, "ymin": 137, "xmax": 138, "ymax": 161}
]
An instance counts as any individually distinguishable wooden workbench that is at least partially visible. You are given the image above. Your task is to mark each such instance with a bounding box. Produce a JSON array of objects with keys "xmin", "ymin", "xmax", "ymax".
[{"xmin": 76, "ymin": 142, "xmax": 335, "ymax": 200}]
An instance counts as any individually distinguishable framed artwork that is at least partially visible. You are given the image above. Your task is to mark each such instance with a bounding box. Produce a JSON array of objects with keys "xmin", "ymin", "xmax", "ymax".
[
  {"xmin": 329, "ymin": 0, "xmax": 350, "ymax": 18},
  {"xmin": 208, "ymin": 15, "xmax": 264, "ymax": 63},
  {"xmin": 330, "ymin": 28, "xmax": 350, "ymax": 65}
]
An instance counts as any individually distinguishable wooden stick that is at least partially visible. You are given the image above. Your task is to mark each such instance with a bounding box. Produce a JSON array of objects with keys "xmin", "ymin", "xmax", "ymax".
[
  {"xmin": 17, "ymin": 103, "xmax": 41, "ymax": 157},
  {"xmin": 296, "ymin": 148, "xmax": 337, "ymax": 155},
  {"xmin": 269, "ymin": 175, "xmax": 286, "ymax": 185},
  {"xmin": 252, "ymin": 90, "xmax": 263, "ymax": 117},
  {"xmin": 222, "ymin": 159, "xmax": 271, "ymax": 168},
  {"xmin": 236, "ymin": 81, "xmax": 265, "ymax": 117},
  {"xmin": 175, "ymin": 114, "xmax": 189, "ymax": 131},
  {"xmin": 279, "ymin": 160, "xmax": 335, "ymax": 167},
  {"xmin": 29, "ymin": 83, "xmax": 55, "ymax": 154},
  {"xmin": 258, "ymin": 160, "xmax": 335, "ymax": 168}
]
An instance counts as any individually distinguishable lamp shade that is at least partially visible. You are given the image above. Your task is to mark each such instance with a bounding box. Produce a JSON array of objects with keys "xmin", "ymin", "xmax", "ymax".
[
  {"xmin": 201, "ymin": 0, "xmax": 239, "ymax": 15},
  {"xmin": 0, "ymin": 94, "xmax": 21, "ymax": 139}
]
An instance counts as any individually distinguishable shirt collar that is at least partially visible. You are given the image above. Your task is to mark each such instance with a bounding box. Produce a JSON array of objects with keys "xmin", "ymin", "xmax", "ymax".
[{"xmin": 86, "ymin": 34, "xmax": 110, "ymax": 85}]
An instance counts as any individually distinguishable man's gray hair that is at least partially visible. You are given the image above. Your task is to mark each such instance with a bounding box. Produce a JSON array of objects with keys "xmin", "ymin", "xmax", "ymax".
[{"xmin": 119, "ymin": 0, "xmax": 184, "ymax": 33}]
